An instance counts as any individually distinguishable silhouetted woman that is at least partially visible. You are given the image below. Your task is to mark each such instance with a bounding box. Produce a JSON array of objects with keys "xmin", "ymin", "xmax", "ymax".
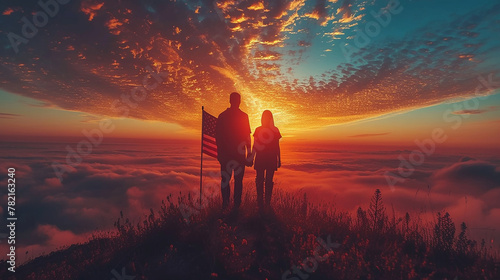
[{"xmin": 252, "ymin": 110, "xmax": 281, "ymax": 211}]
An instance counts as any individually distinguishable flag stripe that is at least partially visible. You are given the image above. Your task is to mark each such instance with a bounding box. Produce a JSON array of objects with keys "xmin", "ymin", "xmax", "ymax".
[
  {"xmin": 202, "ymin": 135, "xmax": 216, "ymax": 146},
  {"xmin": 202, "ymin": 145, "xmax": 217, "ymax": 153},
  {"xmin": 203, "ymin": 134, "xmax": 216, "ymax": 142},
  {"xmin": 203, "ymin": 140, "xmax": 217, "ymax": 150},
  {"xmin": 203, "ymin": 147, "xmax": 217, "ymax": 158}
]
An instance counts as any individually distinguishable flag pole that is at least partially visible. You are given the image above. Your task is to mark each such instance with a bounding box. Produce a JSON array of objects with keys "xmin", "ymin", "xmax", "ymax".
[{"xmin": 200, "ymin": 106, "xmax": 204, "ymax": 208}]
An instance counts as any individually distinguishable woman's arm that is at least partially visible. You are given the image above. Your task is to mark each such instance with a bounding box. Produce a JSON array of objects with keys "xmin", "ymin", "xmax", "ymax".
[
  {"xmin": 251, "ymin": 141, "xmax": 256, "ymax": 159},
  {"xmin": 277, "ymin": 142, "xmax": 281, "ymax": 168}
]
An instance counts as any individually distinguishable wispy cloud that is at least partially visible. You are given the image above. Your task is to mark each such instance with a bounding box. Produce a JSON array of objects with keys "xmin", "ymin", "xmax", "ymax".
[
  {"xmin": 453, "ymin": 106, "xmax": 499, "ymax": 115},
  {"xmin": 349, "ymin": 132, "xmax": 391, "ymax": 138},
  {"xmin": 0, "ymin": 112, "xmax": 21, "ymax": 119}
]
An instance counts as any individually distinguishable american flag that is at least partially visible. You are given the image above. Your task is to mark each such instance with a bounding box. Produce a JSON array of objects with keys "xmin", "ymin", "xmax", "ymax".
[{"xmin": 202, "ymin": 110, "xmax": 217, "ymax": 158}]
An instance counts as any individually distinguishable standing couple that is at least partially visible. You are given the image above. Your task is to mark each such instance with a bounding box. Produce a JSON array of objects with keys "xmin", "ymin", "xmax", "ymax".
[{"xmin": 216, "ymin": 92, "xmax": 281, "ymax": 212}]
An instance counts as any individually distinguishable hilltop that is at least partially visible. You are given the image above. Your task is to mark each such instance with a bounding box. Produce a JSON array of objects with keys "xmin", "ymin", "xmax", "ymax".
[{"xmin": 1, "ymin": 189, "xmax": 499, "ymax": 279}]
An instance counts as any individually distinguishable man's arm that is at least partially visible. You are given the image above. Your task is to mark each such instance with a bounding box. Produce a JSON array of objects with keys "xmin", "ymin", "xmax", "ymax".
[
  {"xmin": 215, "ymin": 114, "xmax": 224, "ymax": 162},
  {"xmin": 245, "ymin": 135, "xmax": 251, "ymax": 157}
]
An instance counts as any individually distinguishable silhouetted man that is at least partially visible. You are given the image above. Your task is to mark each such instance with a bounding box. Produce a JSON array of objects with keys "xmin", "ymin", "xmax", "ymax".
[{"xmin": 216, "ymin": 92, "xmax": 252, "ymax": 210}]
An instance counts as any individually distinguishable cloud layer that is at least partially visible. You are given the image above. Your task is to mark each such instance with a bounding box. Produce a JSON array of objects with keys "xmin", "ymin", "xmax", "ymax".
[{"xmin": 1, "ymin": 140, "xmax": 499, "ymax": 262}]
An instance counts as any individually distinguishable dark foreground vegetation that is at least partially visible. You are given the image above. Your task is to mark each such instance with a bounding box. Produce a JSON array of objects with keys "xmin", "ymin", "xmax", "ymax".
[{"xmin": 2, "ymin": 188, "xmax": 499, "ymax": 279}]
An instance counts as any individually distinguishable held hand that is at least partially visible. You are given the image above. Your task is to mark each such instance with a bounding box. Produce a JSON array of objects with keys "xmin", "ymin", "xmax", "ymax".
[{"xmin": 245, "ymin": 155, "xmax": 254, "ymax": 167}]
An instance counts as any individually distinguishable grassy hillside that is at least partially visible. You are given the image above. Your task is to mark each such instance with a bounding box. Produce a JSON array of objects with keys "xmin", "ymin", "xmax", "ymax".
[{"xmin": 2, "ymin": 188, "xmax": 499, "ymax": 279}]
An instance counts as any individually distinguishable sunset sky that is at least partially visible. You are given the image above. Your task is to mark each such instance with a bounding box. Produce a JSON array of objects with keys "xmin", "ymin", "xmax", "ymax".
[
  {"xmin": 0, "ymin": 0, "xmax": 499, "ymax": 147},
  {"xmin": 1, "ymin": 0, "xmax": 500, "ymax": 265}
]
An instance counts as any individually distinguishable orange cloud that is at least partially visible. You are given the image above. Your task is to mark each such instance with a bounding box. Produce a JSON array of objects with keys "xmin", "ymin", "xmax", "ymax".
[
  {"xmin": 80, "ymin": 1, "xmax": 104, "ymax": 21},
  {"xmin": 248, "ymin": 2, "xmax": 265, "ymax": 11},
  {"xmin": 2, "ymin": 7, "xmax": 15, "ymax": 15},
  {"xmin": 106, "ymin": 18, "xmax": 124, "ymax": 35},
  {"xmin": 253, "ymin": 50, "xmax": 281, "ymax": 60}
]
